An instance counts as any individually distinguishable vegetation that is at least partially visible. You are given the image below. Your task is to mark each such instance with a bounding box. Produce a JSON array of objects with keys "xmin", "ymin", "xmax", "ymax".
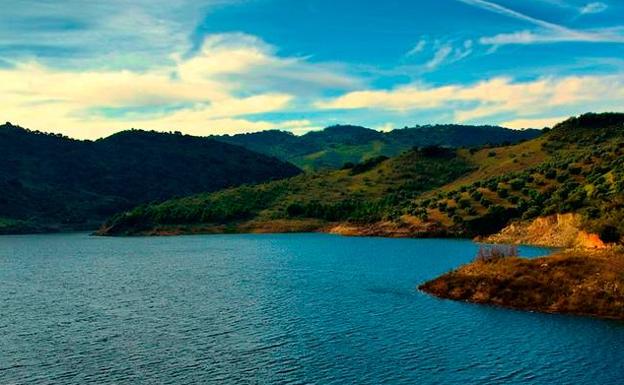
[
  {"xmin": 100, "ymin": 113, "xmax": 624, "ymax": 241},
  {"xmin": 419, "ymin": 249, "xmax": 624, "ymax": 320},
  {"xmin": 99, "ymin": 146, "xmax": 475, "ymax": 235},
  {"xmin": 475, "ymin": 245, "xmax": 519, "ymax": 263},
  {"xmin": 0, "ymin": 123, "xmax": 301, "ymax": 233},
  {"xmin": 215, "ymin": 124, "xmax": 541, "ymax": 171}
]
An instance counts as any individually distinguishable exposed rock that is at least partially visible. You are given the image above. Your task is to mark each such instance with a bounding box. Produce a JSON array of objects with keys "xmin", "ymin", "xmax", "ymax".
[
  {"xmin": 419, "ymin": 249, "xmax": 624, "ymax": 320},
  {"xmin": 484, "ymin": 213, "xmax": 606, "ymax": 249}
]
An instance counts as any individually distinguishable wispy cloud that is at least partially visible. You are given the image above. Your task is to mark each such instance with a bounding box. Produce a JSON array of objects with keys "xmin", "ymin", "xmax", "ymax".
[
  {"xmin": 407, "ymin": 40, "xmax": 427, "ymax": 56},
  {"xmin": 0, "ymin": 1, "xmax": 231, "ymax": 69},
  {"xmin": 500, "ymin": 116, "xmax": 569, "ymax": 129},
  {"xmin": 0, "ymin": 33, "xmax": 360, "ymax": 139},
  {"xmin": 580, "ymin": 2, "xmax": 608, "ymax": 14},
  {"xmin": 425, "ymin": 46, "xmax": 453, "ymax": 69},
  {"xmin": 316, "ymin": 75, "xmax": 624, "ymax": 124},
  {"xmin": 407, "ymin": 39, "xmax": 474, "ymax": 70},
  {"xmin": 458, "ymin": 0, "xmax": 624, "ymax": 45}
]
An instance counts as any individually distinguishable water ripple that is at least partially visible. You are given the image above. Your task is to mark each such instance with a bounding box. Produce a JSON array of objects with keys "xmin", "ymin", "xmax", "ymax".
[{"xmin": 0, "ymin": 233, "xmax": 622, "ymax": 384}]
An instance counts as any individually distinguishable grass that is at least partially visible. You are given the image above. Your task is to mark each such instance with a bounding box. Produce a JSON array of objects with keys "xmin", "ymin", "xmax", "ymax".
[
  {"xmin": 99, "ymin": 147, "xmax": 475, "ymax": 235},
  {"xmin": 419, "ymin": 248, "xmax": 624, "ymax": 320},
  {"xmin": 101, "ymin": 113, "xmax": 624, "ymax": 240}
]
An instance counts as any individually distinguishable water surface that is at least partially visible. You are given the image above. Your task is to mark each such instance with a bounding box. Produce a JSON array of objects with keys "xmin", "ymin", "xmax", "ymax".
[{"xmin": 1, "ymin": 233, "xmax": 622, "ymax": 384}]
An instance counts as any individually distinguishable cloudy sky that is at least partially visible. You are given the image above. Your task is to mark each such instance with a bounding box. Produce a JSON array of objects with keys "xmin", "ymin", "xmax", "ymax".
[{"xmin": 2, "ymin": 0, "xmax": 623, "ymax": 139}]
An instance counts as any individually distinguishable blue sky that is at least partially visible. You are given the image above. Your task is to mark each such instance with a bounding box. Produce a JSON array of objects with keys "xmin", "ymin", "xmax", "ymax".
[{"xmin": 1, "ymin": 0, "xmax": 623, "ymax": 139}]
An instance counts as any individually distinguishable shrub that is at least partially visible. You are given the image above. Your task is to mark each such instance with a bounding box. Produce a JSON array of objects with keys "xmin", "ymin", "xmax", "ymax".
[
  {"xmin": 568, "ymin": 165, "xmax": 582, "ymax": 175},
  {"xmin": 522, "ymin": 206, "xmax": 541, "ymax": 220},
  {"xmin": 470, "ymin": 190, "xmax": 483, "ymax": 201},
  {"xmin": 509, "ymin": 179, "xmax": 525, "ymax": 191},
  {"xmin": 599, "ymin": 225, "xmax": 620, "ymax": 244},
  {"xmin": 475, "ymin": 245, "xmax": 519, "ymax": 263},
  {"xmin": 556, "ymin": 172, "xmax": 570, "ymax": 183}
]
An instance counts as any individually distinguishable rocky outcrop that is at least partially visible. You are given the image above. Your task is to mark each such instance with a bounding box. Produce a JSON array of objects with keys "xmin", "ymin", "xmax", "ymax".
[
  {"xmin": 419, "ymin": 249, "xmax": 624, "ymax": 320},
  {"xmin": 484, "ymin": 213, "xmax": 606, "ymax": 249}
]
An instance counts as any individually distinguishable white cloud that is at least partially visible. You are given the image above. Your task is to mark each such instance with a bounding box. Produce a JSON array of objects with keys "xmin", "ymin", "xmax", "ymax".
[
  {"xmin": 0, "ymin": 1, "xmax": 229, "ymax": 69},
  {"xmin": 407, "ymin": 40, "xmax": 427, "ymax": 56},
  {"xmin": 0, "ymin": 33, "xmax": 358, "ymax": 139},
  {"xmin": 480, "ymin": 28, "xmax": 624, "ymax": 45},
  {"xmin": 459, "ymin": 0, "xmax": 624, "ymax": 45},
  {"xmin": 425, "ymin": 46, "xmax": 453, "ymax": 69},
  {"xmin": 407, "ymin": 39, "xmax": 474, "ymax": 70},
  {"xmin": 377, "ymin": 123, "xmax": 396, "ymax": 132},
  {"xmin": 580, "ymin": 2, "xmax": 608, "ymax": 14},
  {"xmin": 316, "ymin": 75, "xmax": 624, "ymax": 123},
  {"xmin": 500, "ymin": 116, "xmax": 569, "ymax": 129}
]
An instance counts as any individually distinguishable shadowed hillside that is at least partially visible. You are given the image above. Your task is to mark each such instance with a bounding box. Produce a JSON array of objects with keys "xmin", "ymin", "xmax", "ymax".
[
  {"xmin": 0, "ymin": 124, "xmax": 301, "ymax": 233},
  {"xmin": 215, "ymin": 124, "xmax": 541, "ymax": 171},
  {"xmin": 98, "ymin": 146, "xmax": 475, "ymax": 235},
  {"xmin": 100, "ymin": 113, "xmax": 624, "ymax": 240}
]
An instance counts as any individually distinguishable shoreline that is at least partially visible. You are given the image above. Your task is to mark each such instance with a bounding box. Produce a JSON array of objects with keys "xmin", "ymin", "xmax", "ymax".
[
  {"xmin": 418, "ymin": 249, "xmax": 624, "ymax": 321},
  {"xmin": 17, "ymin": 217, "xmax": 624, "ymax": 321}
]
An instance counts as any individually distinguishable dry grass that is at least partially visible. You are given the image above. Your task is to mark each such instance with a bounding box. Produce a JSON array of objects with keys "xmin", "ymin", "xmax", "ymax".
[{"xmin": 420, "ymin": 248, "xmax": 624, "ymax": 320}]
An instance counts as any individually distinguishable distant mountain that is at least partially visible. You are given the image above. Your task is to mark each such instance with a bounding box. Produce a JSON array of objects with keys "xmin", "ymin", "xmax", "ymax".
[
  {"xmin": 0, "ymin": 124, "xmax": 301, "ymax": 233},
  {"xmin": 215, "ymin": 124, "xmax": 542, "ymax": 171},
  {"xmin": 100, "ymin": 113, "xmax": 624, "ymax": 241}
]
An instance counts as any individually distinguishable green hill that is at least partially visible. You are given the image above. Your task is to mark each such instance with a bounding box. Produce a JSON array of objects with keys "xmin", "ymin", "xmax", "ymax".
[
  {"xmin": 215, "ymin": 124, "xmax": 541, "ymax": 171},
  {"xmin": 0, "ymin": 124, "xmax": 301, "ymax": 233},
  {"xmin": 99, "ymin": 113, "xmax": 624, "ymax": 241}
]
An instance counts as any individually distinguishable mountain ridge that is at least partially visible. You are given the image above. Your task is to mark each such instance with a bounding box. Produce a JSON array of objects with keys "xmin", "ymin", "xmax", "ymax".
[
  {"xmin": 0, "ymin": 123, "xmax": 301, "ymax": 233},
  {"xmin": 99, "ymin": 113, "xmax": 624, "ymax": 242},
  {"xmin": 214, "ymin": 124, "xmax": 542, "ymax": 170}
]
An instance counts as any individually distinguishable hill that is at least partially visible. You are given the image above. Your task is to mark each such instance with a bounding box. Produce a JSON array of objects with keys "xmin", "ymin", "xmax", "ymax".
[
  {"xmin": 99, "ymin": 113, "xmax": 624, "ymax": 240},
  {"xmin": 0, "ymin": 124, "xmax": 301, "ymax": 233},
  {"xmin": 215, "ymin": 124, "xmax": 541, "ymax": 171},
  {"xmin": 98, "ymin": 146, "xmax": 475, "ymax": 235}
]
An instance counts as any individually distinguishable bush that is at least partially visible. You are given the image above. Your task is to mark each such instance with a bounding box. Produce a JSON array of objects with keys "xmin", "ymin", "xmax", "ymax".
[
  {"xmin": 475, "ymin": 245, "xmax": 519, "ymax": 263},
  {"xmin": 350, "ymin": 156, "xmax": 389, "ymax": 175},
  {"xmin": 509, "ymin": 179, "xmax": 525, "ymax": 191},
  {"xmin": 470, "ymin": 190, "xmax": 483, "ymax": 201},
  {"xmin": 599, "ymin": 225, "xmax": 620, "ymax": 243}
]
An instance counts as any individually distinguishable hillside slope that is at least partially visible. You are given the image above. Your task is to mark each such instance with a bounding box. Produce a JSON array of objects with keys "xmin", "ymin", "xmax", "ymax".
[
  {"xmin": 0, "ymin": 124, "xmax": 301, "ymax": 233},
  {"xmin": 98, "ymin": 147, "xmax": 475, "ymax": 235},
  {"xmin": 100, "ymin": 113, "xmax": 624, "ymax": 240},
  {"xmin": 216, "ymin": 124, "xmax": 541, "ymax": 171}
]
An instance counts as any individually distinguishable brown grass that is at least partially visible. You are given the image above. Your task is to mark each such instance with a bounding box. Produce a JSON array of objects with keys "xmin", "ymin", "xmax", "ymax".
[{"xmin": 419, "ymin": 249, "xmax": 624, "ymax": 320}]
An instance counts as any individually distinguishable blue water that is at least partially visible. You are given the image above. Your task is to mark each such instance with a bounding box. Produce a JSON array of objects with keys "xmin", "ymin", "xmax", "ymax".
[{"xmin": 0, "ymin": 233, "xmax": 623, "ymax": 384}]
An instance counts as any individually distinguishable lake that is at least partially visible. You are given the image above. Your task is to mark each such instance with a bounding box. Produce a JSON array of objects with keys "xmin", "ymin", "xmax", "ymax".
[{"xmin": 1, "ymin": 233, "xmax": 623, "ymax": 384}]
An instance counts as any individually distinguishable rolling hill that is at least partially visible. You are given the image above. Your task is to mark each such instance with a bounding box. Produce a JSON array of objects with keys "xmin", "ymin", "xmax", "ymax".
[
  {"xmin": 215, "ymin": 124, "xmax": 542, "ymax": 171},
  {"xmin": 0, "ymin": 123, "xmax": 301, "ymax": 233},
  {"xmin": 100, "ymin": 113, "xmax": 624, "ymax": 242}
]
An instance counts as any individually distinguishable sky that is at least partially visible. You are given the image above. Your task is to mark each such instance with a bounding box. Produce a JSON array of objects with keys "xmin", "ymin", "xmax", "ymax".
[{"xmin": 1, "ymin": 0, "xmax": 623, "ymax": 139}]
